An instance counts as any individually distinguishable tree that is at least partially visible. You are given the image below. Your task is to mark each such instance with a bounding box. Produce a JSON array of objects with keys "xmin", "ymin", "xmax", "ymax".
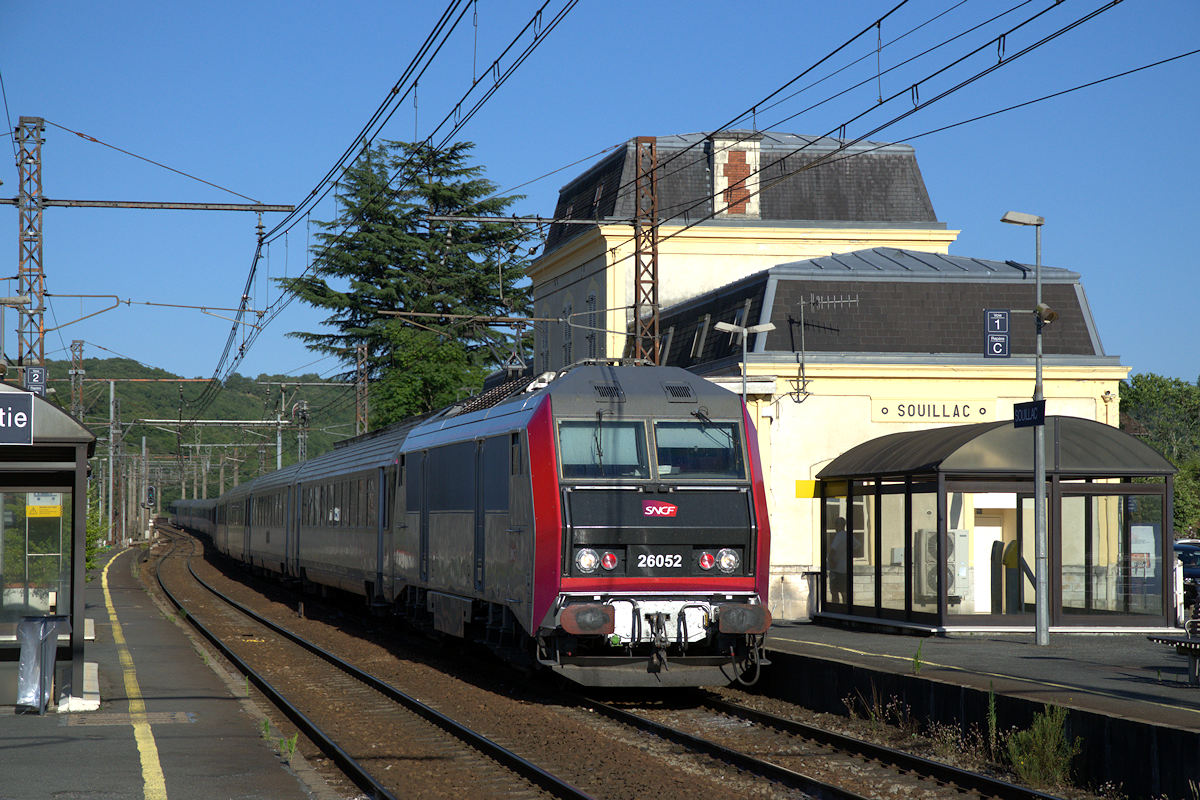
[
  {"xmin": 278, "ymin": 140, "xmax": 533, "ymax": 426},
  {"xmin": 1121, "ymin": 373, "xmax": 1200, "ymax": 463},
  {"xmin": 85, "ymin": 481, "xmax": 104, "ymax": 573},
  {"xmin": 1176, "ymin": 459, "xmax": 1200, "ymax": 538},
  {"xmin": 1121, "ymin": 372, "xmax": 1200, "ymax": 536}
]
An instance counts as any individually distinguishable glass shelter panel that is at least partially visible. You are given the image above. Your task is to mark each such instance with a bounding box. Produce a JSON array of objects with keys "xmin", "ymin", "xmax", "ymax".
[
  {"xmin": 910, "ymin": 490, "xmax": 938, "ymax": 615},
  {"xmin": 879, "ymin": 491, "xmax": 906, "ymax": 613},
  {"xmin": 824, "ymin": 484, "xmax": 849, "ymax": 609},
  {"xmin": 1061, "ymin": 494, "xmax": 1162, "ymax": 617},
  {"xmin": 1, "ymin": 491, "xmax": 73, "ymax": 623},
  {"xmin": 943, "ymin": 491, "xmax": 1025, "ymax": 617},
  {"xmin": 852, "ymin": 482, "xmax": 876, "ymax": 610}
]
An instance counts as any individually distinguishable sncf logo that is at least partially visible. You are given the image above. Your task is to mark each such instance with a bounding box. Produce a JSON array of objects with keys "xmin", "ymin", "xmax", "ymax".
[{"xmin": 643, "ymin": 501, "xmax": 678, "ymax": 517}]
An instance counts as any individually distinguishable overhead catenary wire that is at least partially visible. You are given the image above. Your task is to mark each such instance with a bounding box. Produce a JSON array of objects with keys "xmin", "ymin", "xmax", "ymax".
[
  {"xmin": 42, "ymin": 120, "xmax": 265, "ymax": 203},
  {"xmin": 593, "ymin": 0, "xmax": 1128, "ymax": 278},
  {"xmin": 197, "ymin": 0, "xmax": 580, "ymax": 414},
  {"xmin": 202, "ymin": 0, "xmax": 1157, "ymax": 418},
  {"xmin": 261, "ymin": 0, "xmax": 472, "ymax": 242}
]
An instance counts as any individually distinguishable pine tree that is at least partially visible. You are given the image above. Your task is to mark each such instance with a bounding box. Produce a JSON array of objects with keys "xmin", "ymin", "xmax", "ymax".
[{"xmin": 278, "ymin": 140, "xmax": 532, "ymax": 425}]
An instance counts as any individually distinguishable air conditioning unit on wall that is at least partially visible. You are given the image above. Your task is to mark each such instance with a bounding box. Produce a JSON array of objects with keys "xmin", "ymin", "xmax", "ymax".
[{"xmin": 915, "ymin": 529, "xmax": 971, "ymax": 601}]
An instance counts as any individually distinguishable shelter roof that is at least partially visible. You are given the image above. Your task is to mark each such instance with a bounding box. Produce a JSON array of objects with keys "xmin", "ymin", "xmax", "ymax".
[
  {"xmin": 0, "ymin": 381, "xmax": 95, "ymax": 456},
  {"xmin": 815, "ymin": 416, "xmax": 1175, "ymax": 479}
]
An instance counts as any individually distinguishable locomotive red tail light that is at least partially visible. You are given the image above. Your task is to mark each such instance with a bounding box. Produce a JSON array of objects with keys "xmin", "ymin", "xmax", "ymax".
[
  {"xmin": 601, "ymin": 551, "xmax": 618, "ymax": 571},
  {"xmin": 698, "ymin": 551, "xmax": 716, "ymax": 571}
]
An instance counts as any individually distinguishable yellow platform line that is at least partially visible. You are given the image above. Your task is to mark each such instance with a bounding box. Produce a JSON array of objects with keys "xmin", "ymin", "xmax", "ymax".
[
  {"xmin": 797, "ymin": 639, "xmax": 1200, "ymax": 719},
  {"xmin": 102, "ymin": 552, "xmax": 168, "ymax": 800}
]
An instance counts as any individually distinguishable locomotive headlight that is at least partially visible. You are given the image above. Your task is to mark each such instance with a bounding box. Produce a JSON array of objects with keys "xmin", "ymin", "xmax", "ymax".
[
  {"xmin": 575, "ymin": 548, "xmax": 600, "ymax": 573},
  {"xmin": 716, "ymin": 548, "xmax": 740, "ymax": 574}
]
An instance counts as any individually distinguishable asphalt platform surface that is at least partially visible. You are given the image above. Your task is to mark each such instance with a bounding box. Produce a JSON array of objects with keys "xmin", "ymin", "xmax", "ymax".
[
  {"xmin": 0, "ymin": 546, "xmax": 329, "ymax": 800},
  {"xmin": 767, "ymin": 619, "xmax": 1200, "ymax": 732}
]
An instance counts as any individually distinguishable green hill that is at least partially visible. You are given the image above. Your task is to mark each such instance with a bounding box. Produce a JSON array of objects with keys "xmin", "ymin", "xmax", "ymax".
[{"xmin": 36, "ymin": 357, "xmax": 356, "ymax": 506}]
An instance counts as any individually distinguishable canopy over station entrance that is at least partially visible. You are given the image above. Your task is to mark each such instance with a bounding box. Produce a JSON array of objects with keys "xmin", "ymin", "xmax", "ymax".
[
  {"xmin": 816, "ymin": 416, "xmax": 1176, "ymax": 632},
  {"xmin": 0, "ymin": 382, "xmax": 95, "ymax": 706}
]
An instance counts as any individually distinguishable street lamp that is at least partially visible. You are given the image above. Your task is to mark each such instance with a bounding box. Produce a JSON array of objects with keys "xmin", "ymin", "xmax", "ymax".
[
  {"xmin": 1000, "ymin": 210, "xmax": 1051, "ymax": 646},
  {"xmin": 714, "ymin": 321, "xmax": 776, "ymax": 403}
]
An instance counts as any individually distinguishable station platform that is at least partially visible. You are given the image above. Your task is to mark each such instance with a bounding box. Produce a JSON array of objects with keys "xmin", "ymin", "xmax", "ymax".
[
  {"xmin": 763, "ymin": 620, "xmax": 1200, "ymax": 796},
  {"xmin": 0, "ymin": 547, "xmax": 331, "ymax": 800}
]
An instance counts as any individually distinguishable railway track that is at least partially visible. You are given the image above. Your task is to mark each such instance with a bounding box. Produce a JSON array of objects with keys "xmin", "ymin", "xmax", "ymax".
[
  {"xmin": 151, "ymin": 526, "xmax": 1070, "ymax": 800},
  {"xmin": 152, "ymin": 528, "xmax": 592, "ymax": 800},
  {"xmin": 577, "ymin": 693, "xmax": 1065, "ymax": 800}
]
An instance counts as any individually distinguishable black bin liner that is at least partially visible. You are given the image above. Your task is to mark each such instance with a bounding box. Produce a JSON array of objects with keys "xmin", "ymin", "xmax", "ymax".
[{"xmin": 16, "ymin": 615, "xmax": 71, "ymax": 714}]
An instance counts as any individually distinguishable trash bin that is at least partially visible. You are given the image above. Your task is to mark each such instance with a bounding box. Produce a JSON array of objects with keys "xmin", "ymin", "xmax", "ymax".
[{"xmin": 16, "ymin": 615, "xmax": 71, "ymax": 714}]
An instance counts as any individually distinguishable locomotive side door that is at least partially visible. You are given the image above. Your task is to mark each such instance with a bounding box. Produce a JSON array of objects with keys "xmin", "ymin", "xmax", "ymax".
[
  {"xmin": 474, "ymin": 439, "xmax": 485, "ymax": 592},
  {"xmin": 288, "ymin": 483, "xmax": 301, "ymax": 577},
  {"xmin": 419, "ymin": 451, "xmax": 430, "ymax": 583},
  {"xmin": 242, "ymin": 495, "xmax": 252, "ymax": 563},
  {"xmin": 284, "ymin": 485, "xmax": 294, "ymax": 577},
  {"xmin": 374, "ymin": 466, "xmax": 386, "ymax": 601}
]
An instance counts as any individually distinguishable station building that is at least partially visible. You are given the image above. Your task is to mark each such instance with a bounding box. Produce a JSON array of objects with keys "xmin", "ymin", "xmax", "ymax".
[{"xmin": 528, "ymin": 131, "xmax": 1175, "ymax": 632}]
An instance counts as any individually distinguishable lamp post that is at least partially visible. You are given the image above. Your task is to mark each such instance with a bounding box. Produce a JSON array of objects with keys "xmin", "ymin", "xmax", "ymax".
[
  {"xmin": 1001, "ymin": 210, "xmax": 1049, "ymax": 646},
  {"xmin": 714, "ymin": 321, "xmax": 776, "ymax": 403}
]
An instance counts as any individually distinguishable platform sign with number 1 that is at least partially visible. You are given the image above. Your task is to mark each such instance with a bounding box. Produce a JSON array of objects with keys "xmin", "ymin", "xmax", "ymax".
[{"xmin": 985, "ymin": 309, "xmax": 1010, "ymax": 358}]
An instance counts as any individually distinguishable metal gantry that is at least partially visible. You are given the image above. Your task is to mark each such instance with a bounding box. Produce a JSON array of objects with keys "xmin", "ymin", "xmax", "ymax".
[
  {"xmin": 69, "ymin": 340, "xmax": 85, "ymax": 419},
  {"xmin": 633, "ymin": 136, "xmax": 660, "ymax": 364},
  {"xmin": 16, "ymin": 117, "xmax": 46, "ymax": 366}
]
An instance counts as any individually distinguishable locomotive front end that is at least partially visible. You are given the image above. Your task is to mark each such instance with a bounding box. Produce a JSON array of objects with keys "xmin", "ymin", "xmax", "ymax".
[{"xmin": 534, "ymin": 366, "xmax": 771, "ymax": 687}]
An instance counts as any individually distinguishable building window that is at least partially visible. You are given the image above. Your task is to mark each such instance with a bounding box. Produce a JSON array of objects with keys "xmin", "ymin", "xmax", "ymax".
[
  {"xmin": 690, "ymin": 314, "xmax": 711, "ymax": 361},
  {"xmin": 660, "ymin": 326, "xmax": 675, "ymax": 365}
]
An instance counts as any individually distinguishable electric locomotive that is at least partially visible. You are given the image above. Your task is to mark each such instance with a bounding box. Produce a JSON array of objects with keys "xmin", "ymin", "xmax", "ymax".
[{"xmin": 173, "ymin": 361, "xmax": 771, "ymax": 687}]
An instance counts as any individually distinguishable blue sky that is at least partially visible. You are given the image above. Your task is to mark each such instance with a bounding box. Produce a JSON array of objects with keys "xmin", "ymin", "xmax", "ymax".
[{"xmin": 3, "ymin": 1, "xmax": 1198, "ymax": 384}]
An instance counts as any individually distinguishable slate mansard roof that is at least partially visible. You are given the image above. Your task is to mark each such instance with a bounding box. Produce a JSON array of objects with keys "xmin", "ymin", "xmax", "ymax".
[
  {"xmin": 544, "ymin": 131, "xmax": 942, "ymax": 253},
  {"xmin": 654, "ymin": 248, "xmax": 1114, "ymax": 369}
]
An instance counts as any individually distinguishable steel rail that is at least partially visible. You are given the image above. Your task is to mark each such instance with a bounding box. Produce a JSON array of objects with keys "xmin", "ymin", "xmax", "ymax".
[
  {"xmin": 578, "ymin": 696, "xmax": 873, "ymax": 800},
  {"xmin": 152, "ymin": 535, "xmax": 398, "ymax": 800},
  {"xmin": 701, "ymin": 696, "xmax": 1064, "ymax": 800},
  {"xmin": 159, "ymin": 527, "xmax": 594, "ymax": 800}
]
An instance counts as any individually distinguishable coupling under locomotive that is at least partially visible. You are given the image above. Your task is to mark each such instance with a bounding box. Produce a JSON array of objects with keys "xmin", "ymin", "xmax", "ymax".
[{"xmin": 173, "ymin": 361, "xmax": 772, "ymax": 687}]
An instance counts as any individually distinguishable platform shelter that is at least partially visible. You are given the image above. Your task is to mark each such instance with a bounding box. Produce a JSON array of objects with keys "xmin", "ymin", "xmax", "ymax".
[
  {"xmin": 0, "ymin": 381, "xmax": 95, "ymax": 705},
  {"xmin": 815, "ymin": 416, "xmax": 1176, "ymax": 631}
]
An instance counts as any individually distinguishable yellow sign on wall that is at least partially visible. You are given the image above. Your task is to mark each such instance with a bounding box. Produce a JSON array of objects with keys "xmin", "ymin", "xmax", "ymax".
[
  {"xmin": 26, "ymin": 505, "xmax": 62, "ymax": 518},
  {"xmin": 795, "ymin": 480, "xmax": 818, "ymax": 498}
]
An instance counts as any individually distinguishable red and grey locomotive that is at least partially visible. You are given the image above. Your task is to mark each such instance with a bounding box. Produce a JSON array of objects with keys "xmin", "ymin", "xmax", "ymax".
[{"xmin": 172, "ymin": 361, "xmax": 771, "ymax": 687}]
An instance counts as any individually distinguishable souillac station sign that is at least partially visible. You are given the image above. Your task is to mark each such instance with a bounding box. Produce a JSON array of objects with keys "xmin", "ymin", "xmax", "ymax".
[{"xmin": 871, "ymin": 398, "xmax": 993, "ymax": 423}]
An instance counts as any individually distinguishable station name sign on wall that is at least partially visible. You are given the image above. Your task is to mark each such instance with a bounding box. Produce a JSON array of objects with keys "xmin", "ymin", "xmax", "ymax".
[
  {"xmin": 0, "ymin": 393, "xmax": 35, "ymax": 445},
  {"xmin": 872, "ymin": 399, "xmax": 993, "ymax": 423}
]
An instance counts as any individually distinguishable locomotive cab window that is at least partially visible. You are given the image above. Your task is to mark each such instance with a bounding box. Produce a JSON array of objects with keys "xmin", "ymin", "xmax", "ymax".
[
  {"xmin": 558, "ymin": 420, "xmax": 649, "ymax": 479},
  {"xmin": 653, "ymin": 420, "xmax": 745, "ymax": 479}
]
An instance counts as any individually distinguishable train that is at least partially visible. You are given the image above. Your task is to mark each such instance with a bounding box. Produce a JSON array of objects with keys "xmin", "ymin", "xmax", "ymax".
[{"xmin": 171, "ymin": 360, "xmax": 772, "ymax": 687}]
